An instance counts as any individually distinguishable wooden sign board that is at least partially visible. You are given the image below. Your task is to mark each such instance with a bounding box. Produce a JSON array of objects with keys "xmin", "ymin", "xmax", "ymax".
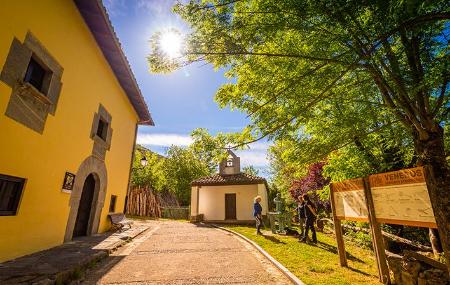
[
  {"xmin": 369, "ymin": 167, "xmax": 437, "ymax": 228},
  {"xmin": 332, "ymin": 178, "xmax": 368, "ymax": 222}
]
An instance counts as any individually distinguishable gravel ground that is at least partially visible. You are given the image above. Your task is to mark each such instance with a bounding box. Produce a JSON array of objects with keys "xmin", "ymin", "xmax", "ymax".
[{"xmin": 82, "ymin": 220, "xmax": 293, "ymax": 285}]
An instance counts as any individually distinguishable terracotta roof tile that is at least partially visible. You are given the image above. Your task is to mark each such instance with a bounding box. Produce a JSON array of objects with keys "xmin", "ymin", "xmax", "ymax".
[{"xmin": 191, "ymin": 173, "xmax": 266, "ymax": 186}]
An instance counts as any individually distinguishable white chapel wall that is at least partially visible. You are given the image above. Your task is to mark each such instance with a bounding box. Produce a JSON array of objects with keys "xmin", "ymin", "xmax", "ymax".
[{"xmin": 198, "ymin": 184, "xmax": 259, "ymax": 220}]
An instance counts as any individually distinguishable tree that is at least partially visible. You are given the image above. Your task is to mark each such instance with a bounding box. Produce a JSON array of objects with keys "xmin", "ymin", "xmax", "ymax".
[
  {"xmin": 132, "ymin": 145, "xmax": 166, "ymax": 190},
  {"xmin": 163, "ymin": 146, "xmax": 211, "ymax": 205},
  {"xmin": 131, "ymin": 144, "xmax": 212, "ymax": 206},
  {"xmin": 149, "ymin": 0, "xmax": 450, "ymax": 266},
  {"xmin": 242, "ymin": 165, "xmax": 260, "ymax": 176},
  {"xmin": 289, "ymin": 161, "xmax": 331, "ymax": 214}
]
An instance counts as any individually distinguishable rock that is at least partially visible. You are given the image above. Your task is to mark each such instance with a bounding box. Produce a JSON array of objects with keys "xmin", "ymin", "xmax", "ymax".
[
  {"xmin": 401, "ymin": 271, "xmax": 417, "ymax": 285},
  {"xmin": 402, "ymin": 258, "xmax": 422, "ymax": 280},
  {"xmin": 421, "ymin": 268, "xmax": 449, "ymax": 285}
]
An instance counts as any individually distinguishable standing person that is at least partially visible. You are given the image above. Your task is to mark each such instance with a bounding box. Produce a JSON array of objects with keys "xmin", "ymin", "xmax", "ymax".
[
  {"xmin": 297, "ymin": 195, "xmax": 306, "ymax": 239},
  {"xmin": 300, "ymin": 193, "xmax": 317, "ymax": 243},
  {"xmin": 253, "ymin": 196, "xmax": 263, "ymax": 235}
]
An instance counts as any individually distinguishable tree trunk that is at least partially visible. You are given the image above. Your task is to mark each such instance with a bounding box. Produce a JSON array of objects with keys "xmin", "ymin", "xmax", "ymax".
[{"xmin": 412, "ymin": 125, "xmax": 450, "ymax": 271}]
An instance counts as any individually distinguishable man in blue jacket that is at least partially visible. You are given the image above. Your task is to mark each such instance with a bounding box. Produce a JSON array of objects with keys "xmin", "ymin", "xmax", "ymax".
[{"xmin": 253, "ymin": 196, "xmax": 263, "ymax": 235}]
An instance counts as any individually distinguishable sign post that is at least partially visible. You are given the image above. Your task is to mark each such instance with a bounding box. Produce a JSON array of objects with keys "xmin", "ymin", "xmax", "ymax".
[
  {"xmin": 329, "ymin": 166, "xmax": 437, "ymax": 284},
  {"xmin": 363, "ymin": 177, "xmax": 390, "ymax": 284},
  {"xmin": 329, "ymin": 183, "xmax": 347, "ymax": 267}
]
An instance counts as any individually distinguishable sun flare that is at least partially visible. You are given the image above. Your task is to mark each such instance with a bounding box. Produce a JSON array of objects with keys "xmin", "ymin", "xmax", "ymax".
[{"xmin": 159, "ymin": 30, "xmax": 182, "ymax": 58}]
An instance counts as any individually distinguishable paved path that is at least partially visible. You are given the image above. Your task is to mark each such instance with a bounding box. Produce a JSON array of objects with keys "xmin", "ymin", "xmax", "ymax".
[{"xmin": 83, "ymin": 220, "xmax": 292, "ymax": 285}]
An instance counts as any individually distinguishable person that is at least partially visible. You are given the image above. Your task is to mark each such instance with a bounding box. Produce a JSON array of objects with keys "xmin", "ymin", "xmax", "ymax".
[
  {"xmin": 296, "ymin": 195, "xmax": 306, "ymax": 238},
  {"xmin": 253, "ymin": 196, "xmax": 263, "ymax": 235},
  {"xmin": 300, "ymin": 193, "xmax": 317, "ymax": 243}
]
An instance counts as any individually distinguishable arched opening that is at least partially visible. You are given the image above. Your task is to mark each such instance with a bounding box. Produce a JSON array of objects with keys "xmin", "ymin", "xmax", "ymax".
[
  {"xmin": 64, "ymin": 156, "xmax": 107, "ymax": 242},
  {"xmin": 73, "ymin": 173, "xmax": 96, "ymax": 237}
]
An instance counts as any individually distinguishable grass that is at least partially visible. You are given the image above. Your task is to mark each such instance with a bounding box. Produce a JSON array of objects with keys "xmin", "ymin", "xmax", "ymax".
[{"xmin": 223, "ymin": 225, "xmax": 381, "ymax": 285}]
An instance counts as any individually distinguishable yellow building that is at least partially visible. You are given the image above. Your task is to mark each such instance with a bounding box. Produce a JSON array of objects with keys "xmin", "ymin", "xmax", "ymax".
[{"xmin": 0, "ymin": 0, "xmax": 153, "ymax": 262}]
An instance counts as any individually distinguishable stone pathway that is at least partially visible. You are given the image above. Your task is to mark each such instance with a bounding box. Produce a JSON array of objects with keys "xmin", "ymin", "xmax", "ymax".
[
  {"xmin": 0, "ymin": 223, "xmax": 150, "ymax": 284},
  {"xmin": 82, "ymin": 220, "xmax": 293, "ymax": 285}
]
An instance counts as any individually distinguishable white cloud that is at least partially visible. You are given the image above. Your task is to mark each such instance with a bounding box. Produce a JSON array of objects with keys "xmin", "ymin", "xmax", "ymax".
[
  {"xmin": 247, "ymin": 141, "xmax": 270, "ymax": 151},
  {"xmin": 137, "ymin": 133, "xmax": 193, "ymax": 147},
  {"xmin": 236, "ymin": 150, "xmax": 269, "ymax": 167}
]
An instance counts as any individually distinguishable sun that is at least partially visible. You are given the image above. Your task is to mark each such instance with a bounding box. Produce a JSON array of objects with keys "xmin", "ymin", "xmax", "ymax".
[{"xmin": 159, "ymin": 30, "xmax": 182, "ymax": 59}]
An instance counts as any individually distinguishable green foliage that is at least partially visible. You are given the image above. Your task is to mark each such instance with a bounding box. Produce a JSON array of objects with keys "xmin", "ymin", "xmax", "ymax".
[
  {"xmin": 163, "ymin": 146, "xmax": 211, "ymax": 205},
  {"xmin": 242, "ymin": 165, "xmax": 259, "ymax": 176},
  {"xmin": 149, "ymin": 0, "xmax": 449, "ymax": 182},
  {"xmin": 132, "ymin": 146, "xmax": 167, "ymax": 190},
  {"xmin": 131, "ymin": 145, "xmax": 211, "ymax": 205}
]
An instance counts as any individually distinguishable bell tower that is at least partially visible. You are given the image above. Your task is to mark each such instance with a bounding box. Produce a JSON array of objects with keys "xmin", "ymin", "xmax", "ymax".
[{"xmin": 219, "ymin": 149, "xmax": 240, "ymax": 175}]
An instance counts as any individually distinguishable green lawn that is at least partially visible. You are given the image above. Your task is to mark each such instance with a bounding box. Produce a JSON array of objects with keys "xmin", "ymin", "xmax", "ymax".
[{"xmin": 224, "ymin": 225, "xmax": 381, "ymax": 285}]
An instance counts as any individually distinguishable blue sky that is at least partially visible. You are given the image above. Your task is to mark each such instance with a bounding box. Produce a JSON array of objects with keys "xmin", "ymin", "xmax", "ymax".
[{"xmin": 103, "ymin": 0, "xmax": 270, "ymax": 175}]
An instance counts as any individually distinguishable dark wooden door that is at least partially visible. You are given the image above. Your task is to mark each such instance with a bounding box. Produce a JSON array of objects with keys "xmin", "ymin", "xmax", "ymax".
[
  {"xmin": 225, "ymin": 193, "xmax": 236, "ymax": 220},
  {"xmin": 73, "ymin": 174, "xmax": 95, "ymax": 237}
]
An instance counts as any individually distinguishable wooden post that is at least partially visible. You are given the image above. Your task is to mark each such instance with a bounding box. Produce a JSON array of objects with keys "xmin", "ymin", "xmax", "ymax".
[
  {"xmin": 329, "ymin": 183, "xmax": 347, "ymax": 267},
  {"xmin": 363, "ymin": 178, "xmax": 390, "ymax": 284}
]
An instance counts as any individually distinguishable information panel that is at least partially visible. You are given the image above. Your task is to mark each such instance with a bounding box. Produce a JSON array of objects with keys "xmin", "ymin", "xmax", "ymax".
[
  {"xmin": 332, "ymin": 178, "xmax": 368, "ymax": 222},
  {"xmin": 369, "ymin": 167, "xmax": 437, "ymax": 228}
]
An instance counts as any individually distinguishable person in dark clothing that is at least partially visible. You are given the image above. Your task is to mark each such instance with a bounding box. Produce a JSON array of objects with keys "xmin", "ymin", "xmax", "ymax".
[
  {"xmin": 300, "ymin": 193, "xmax": 317, "ymax": 243},
  {"xmin": 253, "ymin": 196, "xmax": 263, "ymax": 235},
  {"xmin": 296, "ymin": 195, "xmax": 306, "ymax": 238}
]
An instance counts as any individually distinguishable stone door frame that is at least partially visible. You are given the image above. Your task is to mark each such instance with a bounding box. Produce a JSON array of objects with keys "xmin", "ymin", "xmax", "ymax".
[{"xmin": 64, "ymin": 156, "xmax": 107, "ymax": 242}]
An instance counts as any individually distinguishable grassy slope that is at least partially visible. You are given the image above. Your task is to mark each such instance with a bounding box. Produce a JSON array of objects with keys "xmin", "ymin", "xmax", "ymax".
[{"xmin": 224, "ymin": 226, "xmax": 380, "ymax": 285}]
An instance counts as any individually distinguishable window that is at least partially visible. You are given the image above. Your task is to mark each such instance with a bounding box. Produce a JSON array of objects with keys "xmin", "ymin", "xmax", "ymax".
[
  {"xmin": 109, "ymin": 195, "xmax": 117, "ymax": 213},
  {"xmin": 1, "ymin": 33, "xmax": 63, "ymax": 133},
  {"xmin": 0, "ymin": 174, "xmax": 25, "ymax": 216},
  {"xmin": 226, "ymin": 157, "xmax": 234, "ymax": 167},
  {"xmin": 24, "ymin": 57, "xmax": 48, "ymax": 92},
  {"xmin": 96, "ymin": 117, "xmax": 108, "ymax": 141}
]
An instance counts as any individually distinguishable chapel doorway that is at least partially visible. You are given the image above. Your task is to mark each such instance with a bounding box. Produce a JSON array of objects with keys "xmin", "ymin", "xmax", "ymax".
[
  {"xmin": 73, "ymin": 174, "xmax": 96, "ymax": 237},
  {"xmin": 225, "ymin": 193, "xmax": 236, "ymax": 220}
]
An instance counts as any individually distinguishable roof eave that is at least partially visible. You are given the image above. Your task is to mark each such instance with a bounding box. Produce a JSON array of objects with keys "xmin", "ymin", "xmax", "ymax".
[
  {"xmin": 191, "ymin": 181, "xmax": 266, "ymax": 187},
  {"xmin": 74, "ymin": 0, "xmax": 154, "ymax": 126}
]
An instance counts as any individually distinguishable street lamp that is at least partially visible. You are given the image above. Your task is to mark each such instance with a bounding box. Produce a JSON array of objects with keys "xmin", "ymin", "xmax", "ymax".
[{"xmin": 140, "ymin": 156, "xmax": 148, "ymax": 167}]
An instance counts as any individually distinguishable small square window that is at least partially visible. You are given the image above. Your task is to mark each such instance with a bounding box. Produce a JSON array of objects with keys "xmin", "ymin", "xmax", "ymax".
[
  {"xmin": 96, "ymin": 118, "xmax": 108, "ymax": 141},
  {"xmin": 24, "ymin": 57, "xmax": 47, "ymax": 93},
  {"xmin": 226, "ymin": 158, "xmax": 233, "ymax": 167},
  {"xmin": 0, "ymin": 174, "xmax": 25, "ymax": 216},
  {"xmin": 109, "ymin": 195, "xmax": 117, "ymax": 213}
]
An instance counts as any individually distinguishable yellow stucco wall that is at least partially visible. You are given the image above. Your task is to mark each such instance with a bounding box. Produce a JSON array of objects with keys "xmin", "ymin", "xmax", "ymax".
[
  {"xmin": 194, "ymin": 184, "xmax": 269, "ymax": 221},
  {"xmin": 0, "ymin": 1, "xmax": 140, "ymax": 262}
]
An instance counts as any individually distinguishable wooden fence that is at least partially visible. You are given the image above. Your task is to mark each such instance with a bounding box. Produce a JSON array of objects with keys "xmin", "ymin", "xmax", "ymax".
[
  {"xmin": 126, "ymin": 186, "xmax": 162, "ymax": 217},
  {"xmin": 126, "ymin": 186, "xmax": 183, "ymax": 219}
]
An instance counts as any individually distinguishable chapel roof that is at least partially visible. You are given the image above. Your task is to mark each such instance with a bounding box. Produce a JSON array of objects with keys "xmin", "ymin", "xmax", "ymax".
[
  {"xmin": 74, "ymin": 0, "xmax": 154, "ymax": 125},
  {"xmin": 191, "ymin": 172, "xmax": 267, "ymax": 186}
]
